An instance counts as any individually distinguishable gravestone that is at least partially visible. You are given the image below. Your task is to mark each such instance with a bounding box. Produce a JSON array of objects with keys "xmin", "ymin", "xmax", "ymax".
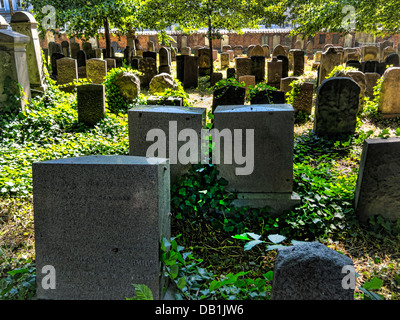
[
  {"xmin": 105, "ymin": 58, "xmax": 116, "ymax": 72},
  {"xmin": 250, "ymin": 89, "xmax": 286, "ymax": 105},
  {"xmin": 270, "ymin": 242, "xmax": 354, "ymax": 300},
  {"xmin": 210, "ymin": 72, "xmax": 223, "ymax": 87},
  {"xmin": 362, "ymin": 60, "xmax": 379, "ymax": 73},
  {"xmin": 77, "ymin": 50, "xmax": 87, "ymax": 67},
  {"xmin": 56, "ymin": 57, "xmax": 78, "ymax": 91},
  {"xmin": 314, "ymin": 77, "xmax": 360, "ymax": 135},
  {"xmin": 181, "ymin": 47, "xmax": 191, "ymax": 56},
  {"xmin": 77, "ymin": 84, "xmax": 106, "ymax": 125},
  {"xmin": 143, "ymin": 51, "xmax": 157, "ymax": 61},
  {"xmin": 114, "ymin": 72, "xmax": 140, "ymax": 102},
  {"xmin": 138, "ymin": 57, "xmax": 157, "ymax": 89},
  {"xmin": 146, "ymin": 96, "xmax": 183, "ymax": 107},
  {"xmin": 346, "ymin": 60, "xmax": 362, "ymax": 71},
  {"xmin": 70, "ymin": 43, "xmax": 80, "ymax": 59},
  {"xmin": 10, "ymin": 11, "xmax": 45, "ymax": 91},
  {"xmin": 355, "ymin": 137, "xmax": 400, "ymax": 223},
  {"xmin": 211, "ymin": 85, "xmax": 246, "ymax": 112},
  {"xmin": 262, "ymin": 44, "xmax": 270, "ymax": 58},
  {"xmin": 246, "ymin": 45, "xmax": 255, "ymax": 57},
  {"xmin": 238, "ymin": 75, "xmax": 255, "ymax": 98},
  {"xmin": 147, "ymin": 41, "xmax": 155, "ymax": 52},
  {"xmin": 306, "ymin": 41, "xmax": 313, "ymax": 59},
  {"xmin": 176, "ymin": 55, "xmax": 199, "ymax": 88},
  {"xmin": 272, "ymin": 44, "xmax": 286, "ymax": 57},
  {"xmin": 277, "ymin": 55, "xmax": 289, "ymax": 79},
  {"xmin": 159, "ymin": 47, "xmax": 171, "ymax": 74},
  {"xmin": 249, "ymin": 45, "xmax": 264, "ymax": 57},
  {"xmin": 51, "ymin": 52, "xmax": 65, "ymax": 78},
  {"xmin": 0, "ymin": 29, "xmax": 31, "ymax": 113},
  {"xmin": 382, "ymin": 46, "xmax": 396, "ymax": 61},
  {"xmin": 149, "ymin": 73, "xmax": 178, "ymax": 94},
  {"xmin": 250, "ymin": 55, "xmax": 265, "ymax": 83},
  {"xmin": 233, "ymin": 45, "xmax": 243, "ymax": 57},
  {"xmin": 48, "ymin": 41, "xmax": 62, "ymax": 59},
  {"xmin": 378, "ymin": 67, "xmax": 400, "ymax": 117},
  {"xmin": 226, "ymin": 67, "xmax": 235, "ymax": 79},
  {"xmin": 384, "ymin": 53, "xmax": 400, "ymax": 67},
  {"xmin": 222, "ymin": 45, "xmax": 231, "ymax": 53},
  {"xmin": 280, "ymin": 76, "xmax": 298, "ymax": 93},
  {"xmin": 365, "ymin": 72, "xmax": 380, "ymax": 100},
  {"xmin": 124, "ymin": 46, "xmax": 133, "ymax": 65},
  {"xmin": 319, "ymin": 47, "xmax": 341, "ymax": 86},
  {"xmin": 33, "ymin": 154, "xmax": 170, "ymax": 300},
  {"xmin": 220, "ymin": 52, "xmax": 230, "ymax": 68},
  {"xmin": 0, "ymin": 15, "xmax": 9, "ymax": 29},
  {"xmin": 128, "ymin": 105, "xmax": 206, "ymax": 183},
  {"xmin": 198, "ymin": 48, "xmax": 211, "ymax": 76},
  {"xmin": 213, "ymin": 104, "xmax": 300, "ymax": 214},
  {"xmin": 61, "ymin": 41, "xmax": 70, "ymax": 57},
  {"xmin": 292, "ymin": 82, "xmax": 314, "ymax": 115},
  {"xmin": 292, "ymin": 50, "xmax": 305, "ymax": 76},
  {"xmin": 86, "ymin": 58, "xmax": 107, "ymax": 84},
  {"xmin": 235, "ymin": 57, "xmax": 252, "ymax": 79},
  {"xmin": 362, "ymin": 46, "xmax": 379, "ymax": 61},
  {"xmin": 267, "ymin": 57, "xmax": 283, "ymax": 89}
]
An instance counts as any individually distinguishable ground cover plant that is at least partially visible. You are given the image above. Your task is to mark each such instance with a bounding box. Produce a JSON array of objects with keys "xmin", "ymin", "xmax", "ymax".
[{"xmin": 1, "ymin": 60, "xmax": 400, "ymax": 301}]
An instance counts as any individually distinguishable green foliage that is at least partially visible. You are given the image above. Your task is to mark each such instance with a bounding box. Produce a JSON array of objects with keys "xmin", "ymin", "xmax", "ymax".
[
  {"xmin": 126, "ymin": 284, "xmax": 154, "ymax": 300},
  {"xmin": 0, "ymin": 77, "xmax": 25, "ymax": 117},
  {"xmin": 103, "ymin": 67, "xmax": 145, "ymax": 114},
  {"xmin": 152, "ymin": 79, "xmax": 192, "ymax": 107},
  {"xmin": 246, "ymin": 82, "xmax": 277, "ymax": 103},
  {"xmin": 285, "ymin": 78, "xmax": 305, "ymax": 106},
  {"xmin": 326, "ymin": 65, "xmax": 358, "ymax": 80}
]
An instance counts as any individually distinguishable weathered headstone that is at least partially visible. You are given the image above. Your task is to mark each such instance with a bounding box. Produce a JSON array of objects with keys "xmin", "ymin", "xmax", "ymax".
[
  {"xmin": 292, "ymin": 49, "xmax": 305, "ymax": 76},
  {"xmin": 60, "ymin": 41, "xmax": 70, "ymax": 57},
  {"xmin": 249, "ymin": 45, "xmax": 264, "ymax": 58},
  {"xmin": 86, "ymin": 58, "xmax": 107, "ymax": 84},
  {"xmin": 267, "ymin": 57, "xmax": 283, "ymax": 89},
  {"xmin": 270, "ymin": 242, "xmax": 354, "ymax": 300},
  {"xmin": 355, "ymin": 137, "xmax": 400, "ymax": 223},
  {"xmin": 33, "ymin": 154, "xmax": 170, "ymax": 300},
  {"xmin": 181, "ymin": 47, "xmax": 191, "ymax": 56},
  {"xmin": 238, "ymin": 75, "xmax": 256, "ymax": 98},
  {"xmin": 246, "ymin": 45, "xmax": 255, "ymax": 57},
  {"xmin": 220, "ymin": 52, "xmax": 230, "ymax": 69},
  {"xmin": 211, "ymin": 84, "xmax": 246, "ymax": 112},
  {"xmin": 77, "ymin": 50, "xmax": 87, "ymax": 67},
  {"xmin": 210, "ymin": 72, "xmax": 223, "ymax": 87},
  {"xmin": 314, "ymin": 77, "xmax": 360, "ymax": 135},
  {"xmin": 213, "ymin": 104, "xmax": 300, "ymax": 214},
  {"xmin": 250, "ymin": 55, "xmax": 265, "ymax": 83},
  {"xmin": 48, "ymin": 41, "xmax": 62, "ymax": 59},
  {"xmin": 159, "ymin": 47, "xmax": 171, "ymax": 74},
  {"xmin": 378, "ymin": 67, "xmax": 400, "ymax": 117},
  {"xmin": 176, "ymin": 55, "xmax": 199, "ymax": 89},
  {"xmin": 51, "ymin": 52, "xmax": 65, "ymax": 78},
  {"xmin": 10, "ymin": 11, "xmax": 45, "ymax": 91},
  {"xmin": 319, "ymin": 47, "xmax": 341, "ymax": 86},
  {"xmin": 262, "ymin": 44, "xmax": 270, "ymax": 58},
  {"xmin": 384, "ymin": 53, "xmax": 400, "ymax": 67},
  {"xmin": 149, "ymin": 73, "xmax": 178, "ymax": 94},
  {"xmin": 280, "ymin": 76, "xmax": 298, "ymax": 93},
  {"xmin": 233, "ymin": 45, "xmax": 243, "ymax": 57},
  {"xmin": 128, "ymin": 105, "xmax": 206, "ymax": 182},
  {"xmin": 277, "ymin": 55, "xmax": 289, "ymax": 79},
  {"xmin": 70, "ymin": 42, "xmax": 80, "ymax": 59},
  {"xmin": 365, "ymin": 72, "xmax": 380, "ymax": 100},
  {"xmin": 250, "ymin": 89, "xmax": 286, "ymax": 105},
  {"xmin": 105, "ymin": 58, "xmax": 116, "ymax": 72},
  {"xmin": 198, "ymin": 48, "xmax": 211, "ymax": 76},
  {"xmin": 226, "ymin": 67, "xmax": 235, "ymax": 79},
  {"xmin": 77, "ymin": 84, "xmax": 106, "ymax": 125},
  {"xmin": 292, "ymin": 82, "xmax": 314, "ymax": 115},
  {"xmin": 114, "ymin": 71, "xmax": 140, "ymax": 102},
  {"xmin": 147, "ymin": 41, "xmax": 155, "ymax": 52},
  {"xmin": 0, "ymin": 29, "xmax": 31, "ymax": 113},
  {"xmin": 222, "ymin": 45, "xmax": 231, "ymax": 53},
  {"xmin": 138, "ymin": 57, "xmax": 157, "ymax": 89},
  {"xmin": 272, "ymin": 44, "xmax": 286, "ymax": 57},
  {"xmin": 56, "ymin": 57, "xmax": 78, "ymax": 91},
  {"xmin": 306, "ymin": 41, "xmax": 313, "ymax": 59},
  {"xmin": 235, "ymin": 57, "xmax": 252, "ymax": 79},
  {"xmin": 362, "ymin": 46, "xmax": 379, "ymax": 61}
]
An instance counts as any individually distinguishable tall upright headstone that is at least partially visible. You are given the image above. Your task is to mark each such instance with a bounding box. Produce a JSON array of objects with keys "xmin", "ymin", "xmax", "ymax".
[
  {"xmin": 86, "ymin": 58, "xmax": 107, "ymax": 84},
  {"xmin": 33, "ymin": 155, "xmax": 171, "ymax": 300},
  {"xmin": 291, "ymin": 49, "xmax": 305, "ymax": 76},
  {"xmin": 378, "ymin": 67, "xmax": 400, "ymax": 117},
  {"xmin": 319, "ymin": 47, "xmax": 341, "ymax": 86},
  {"xmin": 235, "ymin": 57, "xmax": 252, "ymax": 79},
  {"xmin": 56, "ymin": 57, "xmax": 78, "ymax": 86},
  {"xmin": 77, "ymin": 84, "xmax": 106, "ymax": 125},
  {"xmin": 314, "ymin": 77, "xmax": 360, "ymax": 135},
  {"xmin": 267, "ymin": 57, "xmax": 283, "ymax": 89},
  {"xmin": 0, "ymin": 29, "xmax": 31, "ymax": 113},
  {"xmin": 250, "ymin": 55, "xmax": 265, "ymax": 83},
  {"xmin": 176, "ymin": 55, "xmax": 199, "ymax": 89},
  {"xmin": 10, "ymin": 11, "xmax": 45, "ymax": 91},
  {"xmin": 198, "ymin": 48, "xmax": 211, "ymax": 76}
]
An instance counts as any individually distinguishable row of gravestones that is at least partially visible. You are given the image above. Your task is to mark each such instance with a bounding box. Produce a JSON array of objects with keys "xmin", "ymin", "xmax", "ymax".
[{"xmin": 33, "ymin": 95, "xmax": 400, "ymax": 300}]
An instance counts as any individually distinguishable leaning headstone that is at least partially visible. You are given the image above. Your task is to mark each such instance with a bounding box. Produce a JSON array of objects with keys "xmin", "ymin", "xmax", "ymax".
[
  {"xmin": 86, "ymin": 58, "xmax": 107, "ymax": 84},
  {"xmin": 77, "ymin": 84, "xmax": 105, "ymax": 125},
  {"xmin": 213, "ymin": 104, "xmax": 300, "ymax": 214},
  {"xmin": 0, "ymin": 29, "xmax": 31, "ymax": 113},
  {"xmin": 128, "ymin": 105, "xmax": 206, "ymax": 183},
  {"xmin": 267, "ymin": 57, "xmax": 283, "ymax": 89},
  {"xmin": 378, "ymin": 67, "xmax": 400, "ymax": 117},
  {"xmin": 176, "ymin": 55, "xmax": 199, "ymax": 88},
  {"xmin": 10, "ymin": 11, "xmax": 45, "ymax": 91},
  {"xmin": 270, "ymin": 242, "xmax": 354, "ymax": 300},
  {"xmin": 149, "ymin": 73, "xmax": 178, "ymax": 94},
  {"xmin": 250, "ymin": 55, "xmax": 265, "ymax": 83},
  {"xmin": 33, "ymin": 154, "xmax": 171, "ymax": 300},
  {"xmin": 355, "ymin": 137, "xmax": 400, "ymax": 223},
  {"xmin": 114, "ymin": 71, "xmax": 140, "ymax": 102},
  {"xmin": 314, "ymin": 77, "xmax": 360, "ymax": 135}
]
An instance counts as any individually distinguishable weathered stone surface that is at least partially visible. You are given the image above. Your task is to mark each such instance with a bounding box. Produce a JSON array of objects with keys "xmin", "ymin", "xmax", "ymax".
[
  {"xmin": 233, "ymin": 45, "xmax": 243, "ymax": 57},
  {"xmin": 70, "ymin": 43, "xmax": 80, "ymax": 59},
  {"xmin": 226, "ymin": 67, "xmax": 235, "ymax": 79},
  {"xmin": 235, "ymin": 57, "xmax": 252, "ymax": 78},
  {"xmin": 379, "ymin": 67, "xmax": 400, "ymax": 117},
  {"xmin": 33, "ymin": 155, "xmax": 170, "ymax": 300},
  {"xmin": 250, "ymin": 89, "xmax": 285, "ymax": 105},
  {"xmin": 271, "ymin": 242, "xmax": 354, "ymax": 300},
  {"xmin": 56, "ymin": 57, "xmax": 78, "ymax": 85},
  {"xmin": 272, "ymin": 44, "xmax": 286, "ymax": 57},
  {"xmin": 291, "ymin": 49, "xmax": 305, "ymax": 76},
  {"xmin": 176, "ymin": 55, "xmax": 198, "ymax": 89},
  {"xmin": 77, "ymin": 84, "xmax": 106, "ymax": 125},
  {"xmin": 249, "ymin": 45, "xmax": 264, "ymax": 57},
  {"xmin": 159, "ymin": 47, "xmax": 171, "ymax": 67},
  {"xmin": 210, "ymin": 72, "xmax": 223, "ymax": 87},
  {"xmin": 384, "ymin": 53, "xmax": 400, "ymax": 67},
  {"xmin": 362, "ymin": 45, "xmax": 379, "ymax": 61},
  {"xmin": 181, "ymin": 47, "xmax": 191, "ymax": 56},
  {"xmin": 262, "ymin": 44, "xmax": 270, "ymax": 57},
  {"xmin": 149, "ymin": 73, "xmax": 178, "ymax": 94},
  {"xmin": 292, "ymin": 82, "xmax": 314, "ymax": 115},
  {"xmin": 220, "ymin": 52, "xmax": 230, "ymax": 68},
  {"xmin": 198, "ymin": 48, "xmax": 211, "ymax": 76},
  {"xmin": 138, "ymin": 57, "xmax": 157, "ymax": 89},
  {"xmin": 365, "ymin": 72, "xmax": 380, "ymax": 100},
  {"xmin": 355, "ymin": 137, "xmax": 400, "ymax": 223},
  {"xmin": 212, "ymin": 85, "xmax": 246, "ymax": 112},
  {"xmin": 250, "ymin": 55, "xmax": 265, "ymax": 83},
  {"xmin": 128, "ymin": 105, "xmax": 206, "ymax": 183},
  {"xmin": 114, "ymin": 72, "xmax": 140, "ymax": 100},
  {"xmin": 319, "ymin": 47, "xmax": 341, "ymax": 86},
  {"xmin": 105, "ymin": 58, "xmax": 116, "ymax": 72},
  {"xmin": 277, "ymin": 55, "xmax": 289, "ymax": 79},
  {"xmin": 314, "ymin": 77, "xmax": 360, "ymax": 135},
  {"xmin": 267, "ymin": 57, "xmax": 282, "ymax": 88},
  {"xmin": 280, "ymin": 76, "xmax": 298, "ymax": 93},
  {"xmin": 86, "ymin": 58, "xmax": 107, "ymax": 84}
]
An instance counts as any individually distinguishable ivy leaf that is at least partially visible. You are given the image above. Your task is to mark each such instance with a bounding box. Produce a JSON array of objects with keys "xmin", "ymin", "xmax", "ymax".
[
  {"xmin": 244, "ymin": 239, "xmax": 264, "ymax": 251},
  {"xmin": 267, "ymin": 234, "xmax": 286, "ymax": 244}
]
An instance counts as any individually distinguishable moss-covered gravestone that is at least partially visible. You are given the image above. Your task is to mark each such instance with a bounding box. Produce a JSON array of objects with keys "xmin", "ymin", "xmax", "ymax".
[{"xmin": 77, "ymin": 84, "xmax": 105, "ymax": 126}]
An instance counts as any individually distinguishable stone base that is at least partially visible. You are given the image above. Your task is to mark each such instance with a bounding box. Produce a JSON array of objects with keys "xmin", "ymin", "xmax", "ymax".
[{"xmin": 231, "ymin": 192, "xmax": 301, "ymax": 216}]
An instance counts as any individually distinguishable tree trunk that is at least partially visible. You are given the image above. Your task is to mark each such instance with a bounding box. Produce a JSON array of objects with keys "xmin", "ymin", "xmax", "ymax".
[
  {"xmin": 8, "ymin": 0, "xmax": 14, "ymax": 16},
  {"xmin": 103, "ymin": 16, "xmax": 111, "ymax": 58},
  {"xmin": 208, "ymin": 16, "xmax": 213, "ymax": 78}
]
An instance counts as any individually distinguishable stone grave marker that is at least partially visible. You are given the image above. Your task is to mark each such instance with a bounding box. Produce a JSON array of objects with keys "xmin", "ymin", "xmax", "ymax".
[
  {"xmin": 33, "ymin": 154, "xmax": 170, "ymax": 300},
  {"xmin": 267, "ymin": 57, "xmax": 283, "ymax": 89},
  {"xmin": 211, "ymin": 84, "xmax": 246, "ymax": 112},
  {"xmin": 235, "ymin": 57, "xmax": 252, "ymax": 79},
  {"xmin": 56, "ymin": 57, "xmax": 78, "ymax": 92},
  {"xmin": 50, "ymin": 52, "xmax": 65, "ymax": 78},
  {"xmin": 128, "ymin": 105, "xmax": 206, "ymax": 183},
  {"xmin": 292, "ymin": 81, "xmax": 314, "ymax": 115},
  {"xmin": 61, "ymin": 41, "xmax": 70, "ymax": 57},
  {"xmin": 138, "ymin": 57, "xmax": 157, "ymax": 89},
  {"xmin": 233, "ymin": 45, "xmax": 243, "ymax": 57},
  {"xmin": 249, "ymin": 89, "xmax": 286, "ymax": 105},
  {"xmin": 262, "ymin": 44, "xmax": 270, "ymax": 58},
  {"xmin": 378, "ymin": 67, "xmax": 400, "ymax": 117},
  {"xmin": 77, "ymin": 84, "xmax": 106, "ymax": 125},
  {"xmin": 270, "ymin": 242, "xmax": 354, "ymax": 300},
  {"xmin": 384, "ymin": 53, "xmax": 400, "ymax": 67},
  {"xmin": 159, "ymin": 47, "xmax": 171, "ymax": 74},
  {"xmin": 365, "ymin": 72, "xmax": 380, "ymax": 100},
  {"xmin": 355, "ymin": 137, "xmax": 400, "ymax": 223},
  {"xmin": 319, "ymin": 47, "xmax": 341, "ymax": 86},
  {"xmin": 277, "ymin": 55, "xmax": 289, "ymax": 79},
  {"xmin": 249, "ymin": 45, "xmax": 264, "ymax": 57},
  {"xmin": 292, "ymin": 49, "xmax": 305, "ymax": 76},
  {"xmin": 280, "ymin": 76, "xmax": 298, "ymax": 93},
  {"xmin": 250, "ymin": 55, "xmax": 265, "ymax": 83},
  {"xmin": 220, "ymin": 52, "xmax": 230, "ymax": 68},
  {"xmin": 314, "ymin": 77, "xmax": 360, "ymax": 135},
  {"xmin": 211, "ymin": 72, "xmax": 223, "ymax": 87},
  {"xmin": 226, "ymin": 67, "xmax": 235, "ymax": 79},
  {"xmin": 70, "ymin": 42, "xmax": 80, "ymax": 59},
  {"xmin": 213, "ymin": 104, "xmax": 300, "ymax": 214},
  {"xmin": 86, "ymin": 58, "xmax": 107, "ymax": 84},
  {"xmin": 105, "ymin": 58, "xmax": 116, "ymax": 72},
  {"xmin": 272, "ymin": 44, "xmax": 286, "ymax": 57},
  {"xmin": 362, "ymin": 46, "xmax": 379, "ymax": 61},
  {"xmin": 198, "ymin": 48, "xmax": 211, "ymax": 76},
  {"xmin": 176, "ymin": 55, "xmax": 199, "ymax": 89}
]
